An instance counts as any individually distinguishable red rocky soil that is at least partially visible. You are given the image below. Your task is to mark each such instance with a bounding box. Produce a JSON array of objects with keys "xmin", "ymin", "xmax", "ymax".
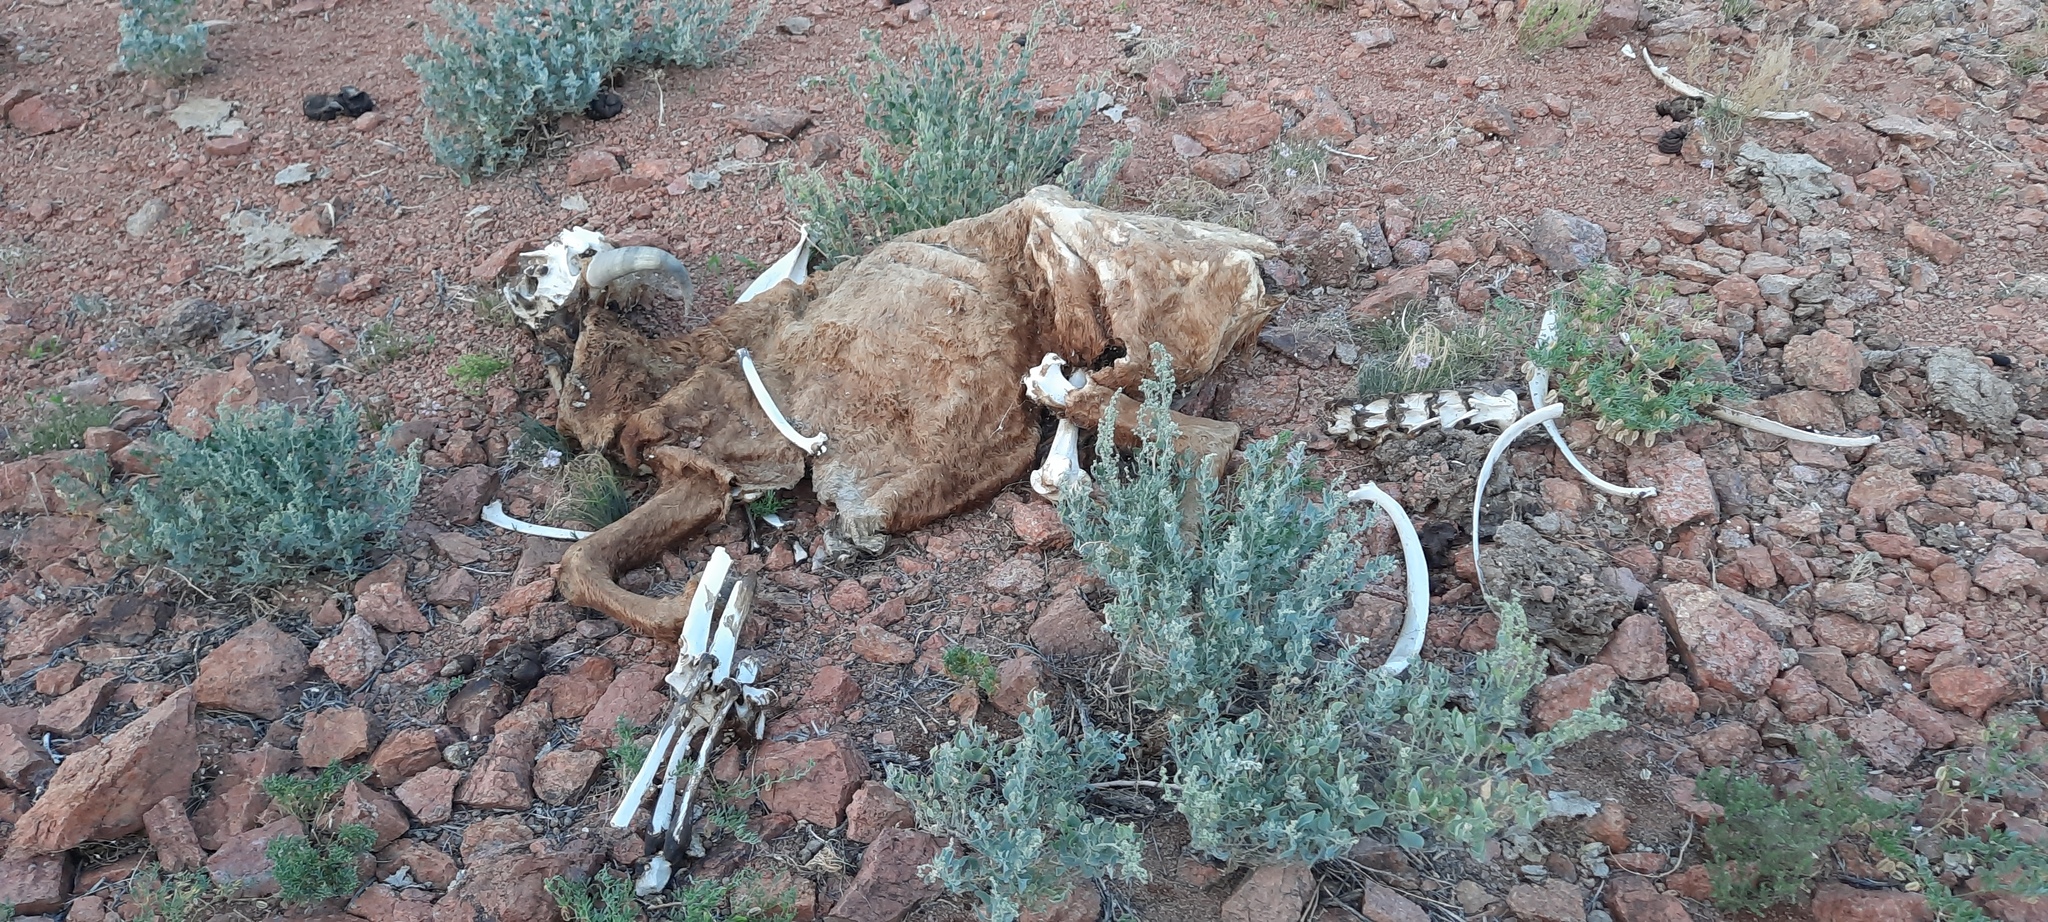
[{"xmin": 2, "ymin": 0, "xmax": 2048, "ymax": 919}]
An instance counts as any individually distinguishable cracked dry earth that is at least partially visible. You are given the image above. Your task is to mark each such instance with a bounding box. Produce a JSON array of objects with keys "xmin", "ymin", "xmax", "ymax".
[{"xmin": 3, "ymin": 0, "xmax": 2048, "ymax": 919}]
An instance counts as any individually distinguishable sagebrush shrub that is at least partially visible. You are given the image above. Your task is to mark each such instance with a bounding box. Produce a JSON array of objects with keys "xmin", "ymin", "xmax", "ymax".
[
  {"xmin": 1530, "ymin": 268, "xmax": 1745, "ymax": 446},
  {"xmin": 783, "ymin": 27, "xmax": 1130, "ymax": 260},
  {"xmin": 267, "ymin": 824, "xmax": 376, "ymax": 905},
  {"xmin": 107, "ymin": 401, "xmax": 421, "ymax": 587},
  {"xmin": 409, "ymin": 0, "xmax": 761, "ymax": 179},
  {"xmin": 886, "ymin": 701, "xmax": 1145, "ymax": 922},
  {"xmin": 119, "ymin": 0, "xmax": 208, "ymax": 81}
]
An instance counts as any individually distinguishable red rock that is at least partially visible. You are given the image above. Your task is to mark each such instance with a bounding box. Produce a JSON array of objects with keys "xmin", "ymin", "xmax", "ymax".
[
  {"xmin": 1585, "ymin": 802, "xmax": 1630, "ymax": 850},
  {"xmin": 1850, "ymin": 466, "xmax": 1926, "ymax": 520},
  {"xmin": 1903, "ymin": 222, "xmax": 1963, "ymax": 265},
  {"xmin": 532, "ymin": 656, "xmax": 614, "ymax": 720},
  {"xmin": 1656, "ymin": 583, "xmax": 1780, "ymax": 700},
  {"xmin": 852, "ymin": 624, "xmax": 917, "ymax": 665},
  {"xmin": 1972, "ymin": 546, "xmax": 2041, "ymax": 595},
  {"xmin": 310, "ymin": 615, "xmax": 386, "ymax": 689},
  {"xmin": 1530, "ymin": 210, "xmax": 1609, "ymax": 274},
  {"xmin": 983, "ymin": 558, "xmax": 1048, "ymax": 595},
  {"xmin": 0, "ymin": 450, "xmax": 109, "ymax": 515},
  {"xmin": 457, "ymin": 700, "xmax": 551, "ymax": 811},
  {"xmin": 1350, "ymin": 266, "xmax": 1432, "ymax": 319},
  {"xmin": 0, "ymin": 850, "xmax": 71, "ymax": 914},
  {"xmin": 35, "ymin": 675, "xmax": 115, "ymax": 737},
  {"xmin": 1689, "ymin": 723, "xmax": 1761, "ymax": 767},
  {"xmin": 1506, "ymin": 881, "xmax": 1587, "ymax": 922},
  {"xmin": 1223, "ymin": 864, "xmax": 1318, "ymax": 922},
  {"xmin": 1530, "ymin": 664, "xmax": 1618, "ymax": 732},
  {"xmin": 1356, "ymin": 877, "xmax": 1431, "ymax": 922},
  {"xmin": 0, "ymin": 729, "xmax": 55, "ymax": 790},
  {"xmin": 395, "ymin": 767, "xmax": 461, "ymax": 825},
  {"xmin": 337, "ymin": 273, "xmax": 382, "ymax": 302},
  {"xmin": 1595, "ymin": 613, "xmax": 1670, "ymax": 680},
  {"xmin": 300, "ymin": 707, "xmax": 376, "ymax": 768},
  {"xmin": 1769, "ymin": 666, "xmax": 1833, "ymax": 724},
  {"xmin": 565, "ymin": 150, "xmax": 621, "ymax": 186},
  {"xmin": 355, "ymin": 579, "xmax": 428, "ymax": 633},
  {"xmin": 1010, "ymin": 502, "xmax": 1071, "ymax": 550},
  {"xmin": 1799, "ymin": 123, "xmax": 1882, "ymax": 176},
  {"xmin": 444, "ymin": 678, "xmax": 516, "ymax": 739},
  {"xmin": 432, "ymin": 466, "xmax": 498, "ymax": 526},
  {"xmin": 349, "ymin": 883, "xmax": 436, "ymax": 922},
  {"xmin": 828, "ymin": 580, "xmax": 872, "ymax": 613},
  {"xmin": 1019, "ymin": 882, "xmax": 1101, "ymax": 922},
  {"xmin": 1926, "ymin": 666, "xmax": 2015, "ymax": 718},
  {"xmin": 577, "ymin": 663, "xmax": 668, "ymax": 750},
  {"xmin": 1781, "ymin": 331, "xmax": 1866, "ymax": 393},
  {"xmin": 1028, "ymin": 589, "xmax": 1114, "ymax": 656},
  {"xmin": 369, "ymin": 727, "xmax": 447, "ymax": 785},
  {"xmin": 1627, "ymin": 443, "xmax": 1719, "ymax": 529},
  {"xmin": 804, "ymin": 665, "xmax": 863, "ymax": 713},
  {"xmin": 1191, "ymin": 153, "xmax": 1252, "ymax": 187},
  {"xmin": 533, "ymin": 749, "xmax": 603, "ymax": 806},
  {"xmin": 441, "ymin": 839, "xmax": 604, "ymax": 922},
  {"xmin": 1811, "ymin": 882, "xmax": 1932, "ymax": 922},
  {"xmin": 1186, "ymin": 102, "xmax": 1284, "ymax": 153},
  {"xmin": 990, "ymin": 654, "xmax": 1060, "ymax": 717},
  {"xmin": 204, "ymin": 134, "xmax": 252, "ymax": 157},
  {"xmin": 756, "ymin": 737, "xmax": 867, "ymax": 827},
  {"xmin": 1605, "ymin": 876, "xmax": 1691, "ymax": 922},
  {"xmin": 496, "ymin": 578, "xmax": 555, "ymax": 616},
  {"xmin": 143, "ymin": 795, "xmax": 207, "ymax": 872},
  {"xmin": 845, "ymin": 780, "xmax": 917, "ymax": 844},
  {"xmin": 333, "ymin": 780, "xmax": 412, "ymax": 849},
  {"xmin": 7, "ymin": 95, "xmax": 84, "ymax": 135},
  {"xmin": 1847, "ymin": 708, "xmax": 1925, "ymax": 773},
  {"xmin": 206, "ymin": 816, "xmax": 304, "ymax": 897},
  {"xmin": 32, "ymin": 662, "xmax": 83, "ymax": 698},
  {"xmin": 730, "ymin": 105, "xmax": 811, "ymax": 140},
  {"xmin": 827, "ymin": 828, "xmax": 941, "ymax": 922},
  {"xmin": 12, "ymin": 688, "xmax": 198, "ymax": 854},
  {"xmin": 1884, "ymin": 694, "xmax": 1957, "ymax": 749}
]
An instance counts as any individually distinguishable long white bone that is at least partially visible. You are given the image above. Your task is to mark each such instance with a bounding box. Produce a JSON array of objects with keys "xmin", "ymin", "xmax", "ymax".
[
  {"xmin": 1622, "ymin": 44, "xmax": 1812, "ymax": 121},
  {"xmin": 1032, "ymin": 419, "xmax": 1091, "ymax": 501},
  {"xmin": 1530, "ymin": 311, "xmax": 1659, "ymax": 500},
  {"xmin": 1470, "ymin": 403, "xmax": 1565, "ymax": 602},
  {"xmin": 1345, "ymin": 483, "xmax": 1431, "ymax": 676},
  {"xmin": 482, "ymin": 500, "xmax": 595, "ymax": 541},
  {"xmin": 736, "ymin": 348, "xmax": 827, "ymax": 455},
  {"xmin": 1704, "ymin": 404, "xmax": 1880, "ymax": 447}
]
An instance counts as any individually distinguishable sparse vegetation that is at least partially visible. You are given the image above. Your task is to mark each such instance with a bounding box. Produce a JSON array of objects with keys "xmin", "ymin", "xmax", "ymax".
[
  {"xmin": 1700, "ymin": 720, "xmax": 2048, "ymax": 918},
  {"xmin": 1355, "ymin": 305, "xmax": 1526, "ymax": 400},
  {"xmin": 423, "ymin": 677, "xmax": 464, "ymax": 706},
  {"xmin": 606, "ymin": 717, "xmax": 651, "ymax": 779},
  {"xmin": 1517, "ymin": 0, "xmax": 1598, "ymax": 54},
  {"xmin": 448, "ymin": 351, "xmax": 511, "ymax": 393},
  {"xmin": 745, "ymin": 490, "xmax": 790, "ymax": 520},
  {"xmin": 887, "ymin": 702, "xmax": 1146, "ymax": 922},
  {"xmin": 1143, "ymin": 176, "xmax": 1256, "ymax": 231},
  {"xmin": 941, "ymin": 646, "xmax": 999, "ymax": 696},
  {"xmin": 782, "ymin": 26, "xmax": 1129, "ymax": 261},
  {"xmin": 25, "ymin": 335, "xmax": 65, "ymax": 362},
  {"xmin": 260, "ymin": 763, "xmax": 377, "ymax": 906},
  {"xmin": 119, "ymin": 0, "xmax": 208, "ymax": 81},
  {"xmin": 19, "ymin": 394, "xmax": 115, "ymax": 455},
  {"xmin": 1680, "ymin": 34, "xmax": 1842, "ymax": 147},
  {"xmin": 548, "ymin": 452, "xmax": 632, "ymax": 529},
  {"xmin": 124, "ymin": 863, "xmax": 214, "ymax": 922},
  {"xmin": 106, "ymin": 401, "xmax": 422, "ymax": 587},
  {"xmin": 545, "ymin": 869, "xmax": 637, "ymax": 922},
  {"xmin": 1265, "ymin": 139, "xmax": 1329, "ymax": 191},
  {"xmin": 1200, "ymin": 73, "xmax": 1229, "ymax": 101},
  {"xmin": 1529, "ymin": 269, "xmax": 1744, "ymax": 446},
  {"xmin": 263, "ymin": 763, "xmax": 370, "ymax": 823},
  {"xmin": 410, "ymin": 0, "xmax": 762, "ymax": 179},
  {"xmin": 355, "ymin": 319, "xmax": 430, "ymax": 371}
]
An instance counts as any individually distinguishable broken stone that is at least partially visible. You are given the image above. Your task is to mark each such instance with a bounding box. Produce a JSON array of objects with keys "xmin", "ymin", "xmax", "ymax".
[
  {"xmin": 1529, "ymin": 210, "xmax": 1608, "ymax": 274},
  {"xmin": 11, "ymin": 688, "xmax": 199, "ymax": 854},
  {"xmin": 754, "ymin": 736, "xmax": 867, "ymax": 827},
  {"xmin": 1655, "ymin": 583, "xmax": 1780, "ymax": 699},
  {"xmin": 309, "ymin": 614, "xmax": 385, "ymax": 688},
  {"xmin": 828, "ymin": 828, "xmax": 942, "ymax": 922}
]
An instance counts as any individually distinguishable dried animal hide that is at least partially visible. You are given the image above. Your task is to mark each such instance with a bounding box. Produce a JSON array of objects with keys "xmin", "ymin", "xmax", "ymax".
[{"xmin": 538, "ymin": 186, "xmax": 1278, "ymax": 638}]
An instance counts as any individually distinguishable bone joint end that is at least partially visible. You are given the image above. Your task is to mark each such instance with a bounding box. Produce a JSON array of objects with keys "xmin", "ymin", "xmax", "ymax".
[
  {"xmin": 737, "ymin": 348, "xmax": 827, "ymax": 455},
  {"xmin": 1031, "ymin": 419, "xmax": 1090, "ymax": 501}
]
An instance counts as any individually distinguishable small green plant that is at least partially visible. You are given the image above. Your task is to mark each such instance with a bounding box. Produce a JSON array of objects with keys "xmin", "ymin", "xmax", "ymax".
[
  {"xmin": 409, "ymin": 0, "xmax": 761, "ymax": 179},
  {"xmin": 448, "ymin": 352, "xmax": 511, "ymax": 393},
  {"xmin": 1720, "ymin": 0, "xmax": 1759, "ymax": 21},
  {"xmin": 126, "ymin": 862, "xmax": 214, "ymax": 922},
  {"xmin": 119, "ymin": 0, "xmax": 208, "ymax": 81},
  {"xmin": 263, "ymin": 762, "xmax": 370, "ymax": 824},
  {"xmin": 782, "ymin": 26, "xmax": 1129, "ymax": 261},
  {"xmin": 888, "ymin": 702, "xmax": 1146, "ymax": 922},
  {"xmin": 699, "ymin": 766, "xmax": 810, "ymax": 847},
  {"xmin": 423, "ymin": 677, "xmax": 464, "ymax": 706},
  {"xmin": 1529, "ymin": 269, "xmax": 1744, "ymax": 446},
  {"xmin": 745, "ymin": 490, "xmax": 790, "ymax": 520},
  {"xmin": 267, "ymin": 823, "xmax": 376, "ymax": 905},
  {"xmin": 548, "ymin": 452, "xmax": 632, "ymax": 529},
  {"xmin": 650, "ymin": 869, "xmax": 798, "ymax": 922},
  {"xmin": 1417, "ymin": 207, "xmax": 1476, "ymax": 242},
  {"xmin": 21, "ymin": 394, "xmax": 116, "ymax": 455},
  {"xmin": 1200, "ymin": 73, "xmax": 1228, "ymax": 101},
  {"xmin": 1265, "ymin": 140, "xmax": 1328, "ymax": 191},
  {"xmin": 545, "ymin": 869, "xmax": 637, "ymax": 922},
  {"xmin": 25, "ymin": 335, "xmax": 65, "ymax": 361},
  {"xmin": 1517, "ymin": 0, "xmax": 1598, "ymax": 54},
  {"xmin": 607, "ymin": 717, "xmax": 651, "ymax": 779},
  {"xmin": 1700, "ymin": 720, "xmax": 2048, "ymax": 919},
  {"xmin": 1354, "ymin": 305, "xmax": 1526, "ymax": 400},
  {"xmin": 107, "ymin": 401, "xmax": 422, "ymax": 587},
  {"xmin": 355, "ymin": 320, "xmax": 430, "ymax": 371},
  {"xmin": 941, "ymin": 646, "xmax": 999, "ymax": 696}
]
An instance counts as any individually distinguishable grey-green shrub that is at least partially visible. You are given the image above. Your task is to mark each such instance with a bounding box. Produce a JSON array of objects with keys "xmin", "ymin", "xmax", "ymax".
[
  {"xmin": 1065, "ymin": 347, "xmax": 1621, "ymax": 863},
  {"xmin": 409, "ymin": 0, "xmax": 761, "ymax": 179},
  {"xmin": 886, "ymin": 701, "xmax": 1144, "ymax": 922},
  {"xmin": 783, "ymin": 27, "xmax": 1130, "ymax": 261},
  {"xmin": 119, "ymin": 0, "xmax": 208, "ymax": 81},
  {"xmin": 267, "ymin": 823, "xmax": 376, "ymax": 905},
  {"xmin": 107, "ymin": 401, "xmax": 421, "ymax": 587}
]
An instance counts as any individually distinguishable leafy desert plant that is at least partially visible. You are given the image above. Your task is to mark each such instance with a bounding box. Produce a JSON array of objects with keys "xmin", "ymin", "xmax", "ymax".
[
  {"xmin": 606, "ymin": 717, "xmax": 651, "ymax": 779},
  {"xmin": 1517, "ymin": 0, "xmax": 1598, "ymax": 54},
  {"xmin": 123, "ymin": 863, "xmax": 213, "ymax": 922},
  {"xmin": 260, "ymin": 763, "xmax": 378, "ymax": 905},
  {"xmin": 119, "ymin": 0, "xmax": 208, "ymax": 81},
  {"xmin": 410, "ymin": 0, "xmax": 761, "ymax": 179},
  {"xmin": 887, "ymin": 702, "xmax": 1146, "ymax": 922},
  {"xmin": 546, "ymin": 869, "xmax": 637, "ymax": 922},
  {"xmin": 783, "ymin": 26, "xmax": 1129, "ymax": 261},
  {"xmin": 20, "ymin": 394, "xmax": 116, "ymax": 455},
  {"xmin": 1529, "ymin": 269, "xmax": 1744, "ymax": 446},
  {"xmin": 1700, "ymin": 721, "xmax": 2048, "ymax": 919},
  {"xmin": 941, "ymin": 645, "xmax": 999, "ymax": 696},
  {"xmin": 448, "ymin": 352, "xmax": 511, "ymax": 393},
  {"xmin": 106, "ymin": 401, "xmax": 422, "ymax": 587},
  {"xmin": 1354, "ymin": 306, "xmax": 1525, "ymax": 400},
  {"xmin": 548, "ymin": 452, "xmax": 632, "ymax": 529},
  {"xmin": 263, "ymin": 763, "xmax": 370, "ymax": 824}
]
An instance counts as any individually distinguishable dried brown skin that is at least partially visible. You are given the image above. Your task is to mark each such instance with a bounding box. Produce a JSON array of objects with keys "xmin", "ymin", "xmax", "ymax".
[{"xmin": 549, "ymin": 186, "xmax": 1278, "ymax": 639}]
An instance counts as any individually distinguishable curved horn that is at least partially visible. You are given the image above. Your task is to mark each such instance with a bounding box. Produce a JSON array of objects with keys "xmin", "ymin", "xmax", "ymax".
[
  {"xmin": 556, "ymin": 446, "xmax": 731, "ymax": 639},
  {"xmin": 583, "ymin": 246, "xmax": 697, "ymax": 303}
]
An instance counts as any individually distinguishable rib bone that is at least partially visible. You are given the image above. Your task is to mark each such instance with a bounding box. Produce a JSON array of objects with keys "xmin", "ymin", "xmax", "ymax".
[
  {"xmin": 737, "ymin": 348, "xmax": 827, "ymax": 455},
  {"xmin": 1344, "ymin": 483, "xmax": 1430, "ymax": 676}
]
